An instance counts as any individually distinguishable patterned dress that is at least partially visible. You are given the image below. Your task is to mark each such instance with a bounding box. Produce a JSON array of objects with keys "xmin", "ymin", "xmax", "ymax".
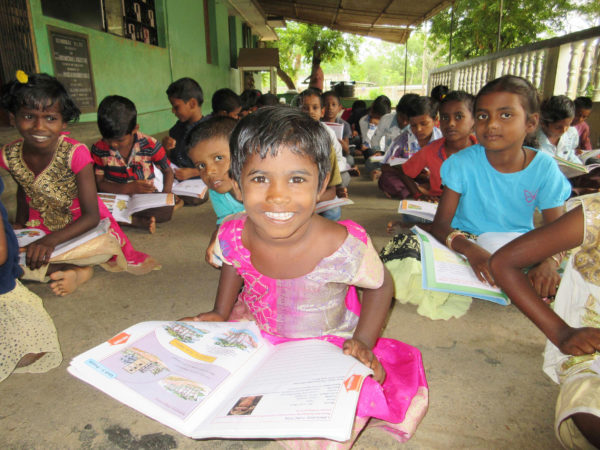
[
  {"xmin": 215, "ymin": 213, "xmax": 429, "ymax": 445},
  {"xmin": 0, "ymin": 135, "xmax": 158, "ymax": 274},
  {"xmin": 543, "ymin": 193, "xmax": 600, "ymax": 448}
]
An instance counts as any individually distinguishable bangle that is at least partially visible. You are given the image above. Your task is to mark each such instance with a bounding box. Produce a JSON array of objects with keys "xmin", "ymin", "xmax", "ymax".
[
  {"xmin": 550, "ymin": 254, "xmax": 562, "ymax": 267},
  {"xmin": 446, "ymin": 229, "xmax": 466, "ymax": 250}
]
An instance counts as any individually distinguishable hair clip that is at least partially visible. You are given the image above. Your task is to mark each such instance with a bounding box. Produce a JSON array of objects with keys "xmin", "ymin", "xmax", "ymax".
[{"xmin": 16, "ymin": 70, "xmax": 29, "ymax": 84}]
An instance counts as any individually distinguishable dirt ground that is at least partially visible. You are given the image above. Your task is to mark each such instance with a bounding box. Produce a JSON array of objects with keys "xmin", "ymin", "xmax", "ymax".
[{"xmin": 0, "ymin": 170, "xmax": 561, "ymax": 449}]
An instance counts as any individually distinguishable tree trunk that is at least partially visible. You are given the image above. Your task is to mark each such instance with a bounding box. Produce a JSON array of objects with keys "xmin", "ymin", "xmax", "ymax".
[{"xmin": 277, "ymin": 67, "xmax": 296, "ymax": 91}]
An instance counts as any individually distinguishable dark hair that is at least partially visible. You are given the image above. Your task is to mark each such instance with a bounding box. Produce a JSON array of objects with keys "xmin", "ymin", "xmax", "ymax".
[
  {"xmin": 97, "ymin": 95, "xmax": 137, "ymax": 139},
  {"xmin": 371, "ymin": 95, "xmax": 391, "ymax": 117},
  {"xmin": 229, "ymin": 106, "xmax": 331, "ymax": 190},
  {"xmin": 212, "ymin": 88, "xmax": 242, "ymax": 114},
  {"xmin": 440, "ymin": 90, "xmax": 475, "ymax": 112},
  {"xmin": 256, "ymin": 93, "xmax": 279, "ymax": 107},
  {"xmin": 431, "ymin": 85, "xmax": 449, "ymax": 102},
  {"xmin": 540, "ymin": 95, "xmax": 575, "ymax": 124},
  {"xmin": 574, "ymin": 96, "xmax": 593, "ymax": 110},
  {"xmin": 322, "ymin": 90, "xmax": 341, "ymax": 104},
  {"xmin": 240, "ymin": 89, "xmax": 261, "ymax": 111},
  {"xmin": 166, "ymin": 77, "xmax": 204, "ymax": 106},
  {"xmin": 351, "ymin": 100, "xmax": 366, "ymax": 110},
  {"xmin": 0, "ymin": 72, "xmax": 80, "ymax": 122},
  {"xmin": 475, "ymin": 75, "xmax": 540, "ymax": 119},
  {"xmin": 406, "ymin": 96, "xmax": 438, "ymax": 119},
  {"xmin": 396, "ymin": 93, "xmax": 419, "ymax": 115},
  {"xmin": 185, "ymin": 116, "xmax": 237, "ymax": 154},
  {"xmin": 299, "ymin": 88, "xmax": 323, "ymax": 107}
]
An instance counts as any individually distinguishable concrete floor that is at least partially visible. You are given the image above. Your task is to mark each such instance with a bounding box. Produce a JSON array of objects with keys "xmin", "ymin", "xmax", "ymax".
[{"xmin": 0, "ymin": 166, "xmax": 561, "ymax": 449}]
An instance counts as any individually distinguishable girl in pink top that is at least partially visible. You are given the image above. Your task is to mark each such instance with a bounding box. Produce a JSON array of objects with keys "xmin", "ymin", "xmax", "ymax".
[
  {"xmin": 183, "ymin": 107, "xmax": 428, "ymax": 447},
  {"xmin": 0, "ymin": 72, "xmax": 159, "ymax": 296}
]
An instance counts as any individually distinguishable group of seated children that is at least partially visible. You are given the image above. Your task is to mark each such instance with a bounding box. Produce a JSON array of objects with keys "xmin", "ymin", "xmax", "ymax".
[{"xmin": 1, "ymin": 69, "xmax": 598, "ymax": 448}]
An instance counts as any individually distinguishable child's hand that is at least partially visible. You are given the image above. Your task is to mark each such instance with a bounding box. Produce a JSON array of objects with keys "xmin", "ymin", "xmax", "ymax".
[
  {"xmin": 26, "ymin": 235, "xmax": 59, "ymax": 269},
  {"xmin": 163, "ymin": 136, "xmax": 176, "ymax": 151},
  {"xmin": 464, "ymin": 246, "xmax": 495, "ymax": 286},
  {"xmin": 557, "ymin": 326, "xmax": 600, "ymax": 356},
  {"xmin": 386, "ymin": 220, "xmax": 402, "ymax": 234},
  {"xmin": 174, "ymin": 167, "xmax": 197, "ymax": 181},
  {"xmin": 343, "ymin": 338, "xmax": 386, "ymax": 384},
  {"xmin": 129, "ymin": 180, "xmax": 156, "ymax": 194},
  {"xmin": 527, "ymin": 259, "xmax": 561, "ymax": 298},
  {"xmin": 179, "ymin": 311, "xmax": 226, "ymax": 322}
]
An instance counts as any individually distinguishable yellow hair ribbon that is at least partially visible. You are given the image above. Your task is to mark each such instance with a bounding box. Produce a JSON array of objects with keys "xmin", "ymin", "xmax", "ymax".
[{"xmin": 16, "ymin": 70, "xmax": 29, "ymax": 84}]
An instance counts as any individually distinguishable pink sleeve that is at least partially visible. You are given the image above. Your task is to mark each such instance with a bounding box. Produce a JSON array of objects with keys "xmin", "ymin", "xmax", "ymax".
[
  {"xmin": 0, "ymin": 147, "xmax": 7, "ymax": 170},
  {"xmin": 70, "ymin": 144, "xmax": 93, "ymax": 173}
]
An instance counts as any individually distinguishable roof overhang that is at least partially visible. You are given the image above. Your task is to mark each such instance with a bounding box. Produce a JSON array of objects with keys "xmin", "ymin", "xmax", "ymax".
[{"xmin": 226, "ymin": 0, "xmax": 279, "ymax": 41}]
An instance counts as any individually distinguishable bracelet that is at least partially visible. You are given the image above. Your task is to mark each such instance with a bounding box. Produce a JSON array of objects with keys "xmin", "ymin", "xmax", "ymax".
[
  {"xmin": 445, "ymin": 229, "xmax": 466, "ymax": 250},
  {"xmin": 550, "ymin": 254, "xmax": 562, "ymax": 267}
]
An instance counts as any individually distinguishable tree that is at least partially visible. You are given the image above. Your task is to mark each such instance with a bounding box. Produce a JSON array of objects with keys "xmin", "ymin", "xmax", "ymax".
[
  {"xmin": 266, "ymin": 22, "xmax": 361, "ymax": 90},
  {"xmin": 429, "ymin": 0, "xmax": 594, "ymax": 62}
]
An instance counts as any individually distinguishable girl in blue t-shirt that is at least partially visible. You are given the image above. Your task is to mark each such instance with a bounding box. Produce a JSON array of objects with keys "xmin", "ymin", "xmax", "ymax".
[{"xmin": 381, "ymin": 75, "xmax": 571, "ymax": 320}]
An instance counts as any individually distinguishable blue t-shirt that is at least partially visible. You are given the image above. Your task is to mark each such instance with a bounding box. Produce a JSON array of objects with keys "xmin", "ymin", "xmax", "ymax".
[
  {"xmin": 209, "ymin": 190, "xmax": 244, "ymax": 225},
  {"xmin": 441, "ymin": 144, "xmax": 571, "ymax": 235},
  {"xmin": 0, "ymin": 178, "xmax": 22, "ymax": 293}
]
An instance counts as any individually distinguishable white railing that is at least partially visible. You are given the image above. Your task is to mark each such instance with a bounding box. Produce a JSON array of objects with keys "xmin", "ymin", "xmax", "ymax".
[{"xmin": 428, "ymin": 27, "xmax": 600, "ymax": 100}]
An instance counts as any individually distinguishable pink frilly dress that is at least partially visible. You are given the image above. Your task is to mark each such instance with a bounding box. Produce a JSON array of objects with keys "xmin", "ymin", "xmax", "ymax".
[
  {"xmin": 0, "ymin": 135, "xmax": 158, "ymax": 274},
  {"xmin": 215, "ymin": 213, "xmax": 428, "ymax": 446}
]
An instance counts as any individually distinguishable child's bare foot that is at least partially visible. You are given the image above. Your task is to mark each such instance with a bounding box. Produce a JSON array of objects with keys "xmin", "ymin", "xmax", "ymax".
[
  {"xmin": 131, "ymin": 215, "xmax": 156, "ymax": 233},
  {"xmin": 371, "ymin": 169, "xmax": 382, "ymax": 181},
  {"xmin": 49, "ymin": 266, "xmax": 93, "ymax": 296},
  {"xmin": 173, "ymin": 196, "xmax": 184, "ymax": 211},
  {"xmin": 148, "ymin": 216, "xmax": 156, "ymax": 234}
]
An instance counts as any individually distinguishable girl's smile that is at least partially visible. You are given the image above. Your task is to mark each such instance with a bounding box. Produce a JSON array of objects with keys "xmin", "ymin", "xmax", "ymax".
[
  {"xmin": 237, "ymin": 148, "xmax": 325, "ymax": 243},
  {"xmin": 13, "ymin": 104, "xmax": 66, "ymax": 153}
]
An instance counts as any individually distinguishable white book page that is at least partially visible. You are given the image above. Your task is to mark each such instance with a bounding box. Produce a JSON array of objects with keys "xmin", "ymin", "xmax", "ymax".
[
  {"xmin": 324, "ymin": 122, "xmax": 344, "ymax": 140},
  {"xmin": 172, "ymin": 179, "xmax": 208, "ymax": 198},
  {"xmin": 398, "ymin": 200, "xmax": 437, "ymax": 220},
  {"xmin": 315, "ymin": 197, "xmax": 354, "ymax": 213},
  {"xmin": 196, "ymin": 339, "xmax": 373, "ymax": 441},
  {"xmin": 127, "ymin": 193, "xmax": 174, "ymax": 215},
  {"xmin": 388, "ymin": 157, "xmax": 407, "ymax": 166}
]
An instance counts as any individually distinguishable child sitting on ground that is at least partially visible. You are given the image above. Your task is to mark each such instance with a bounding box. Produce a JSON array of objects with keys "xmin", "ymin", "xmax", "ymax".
[
  {"xmin": 381, "ymin": 75, "xmax": 571, "ymax": 320},
  {"xmin": 299, "ymin": 88, "xmax": 346, "ymax": 221},
  {"xmin": 490, "ymin": 193, "xmax": 600, "ymax": 448},
  {"xmin": 91, "ymin": 95, "xmax": 175, "ymax": 233},
  {"xmin": 385, "ymin": 91, "xmax": 476, "ymax": 233},
  {"xmin": 0, "ymin": 178, "xmax": 61, "ymax": 382},
  {"xmin": 322, "ymin": 90, "xmax": 359, "ymax": 176},
  {"xmin": 182, "ymin": 106, "xmax": 428, "ymax": 447},
  {"xmin": 377, "ymin": 96, "xmax": 443, "ymax": 196},
  {"xmin": 210, "ymin": 88, "xmax": 242, "ymax": 120},
  {"xmin": 572, "ymin": 96, "xmax": 593, "ymax": 152},
  {"xmin": 162, "ymin": 78, "xmax": 206, "ymax": 204},
  {"xmin": 359, "ymin": 95, "xmax": 391, "ymax": 160},
  {"xmin": 536, "ymin": 95, "xmax": 581, "ymax": 164},
  {"xmin": 370, "ymin": 93, "xmax": 418, "ymax": 156},
  {"xmin": 185, "ymin": 116, "xmax": 244, "ymax": 268},
  {"xmin": 0, "ymin": 72, "xmax": 159, "ymax": 296}
]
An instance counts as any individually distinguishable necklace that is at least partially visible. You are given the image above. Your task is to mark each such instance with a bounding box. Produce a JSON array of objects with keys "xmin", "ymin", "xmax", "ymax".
[{"xmin": 521, "ymin": 147, "xmax": 527, "ymax": 170}]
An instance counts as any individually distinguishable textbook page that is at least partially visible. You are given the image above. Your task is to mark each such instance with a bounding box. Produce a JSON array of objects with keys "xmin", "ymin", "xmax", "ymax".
[
  {"xmin": 388, "ymin": 157, "xmax": 408, "ymax": 166},
  {"xmin": 412, "ymin": 227, "xmax": 509, "ymax": 305},
  {"xmin": 153, "ymin": 164, "xmax": 208, "ymax": 198},
  {"xmin": 553, "ymin": 155, "xmax": 588, "ymax": 178},
  {"xmin": 324, "ymin": 122, "xmax": 344, "ymax": 140},
  {"xmin": 68, "ymin": 322, "xmax": 371, "ymax": 441},
  {"xmin": 315, "ymin": 197, "xmax": 354, "ymax": 213},
  {"xmin": 194, "ymin": 339, "xmax": 372, "ymax": 441},
  {"xmin": 99, "ymin": 193, "xmax": 175, "ymax": 223},
  {"xmin": 398, "ymin": 200, "xmax": 437, "ymax": 221}
]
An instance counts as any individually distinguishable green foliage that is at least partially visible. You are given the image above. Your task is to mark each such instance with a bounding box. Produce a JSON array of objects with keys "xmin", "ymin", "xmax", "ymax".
[
  {"xmin": 266, "ymin": 22, "xmax": 361, "ymax": 86},
  {"xmin": 430, "ymin": 0, "xmax": 594, "ymax": 62}
]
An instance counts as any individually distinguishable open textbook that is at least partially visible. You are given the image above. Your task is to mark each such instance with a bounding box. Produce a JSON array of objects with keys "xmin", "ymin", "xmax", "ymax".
[
  {"xmin": 324, "ymin": 122, "xmax": 344, "ymax": 140},
  {"xmin": 412, "ymin": 226, "xmax": 510, "ymax": 305},
  {"xmin": 553, "ymin": 150, "xmax": 600, "ymax": 178},
  {"xmin": 99, "ymin": 193, "xmax": 175, "ymax": 223},
  {"xmin": 153, "ymin": 164, "xmax": 208, "ymax": 198},
  {"xmin": 398, "ymin": 200, "xmax": 437, "ymax": 221},
  {"xmin": 315, "ymin": 197, "xmax": 354, "ymax": 213},
  {"xmin": 68, "ymin": 321, "xmax": 372, "ymax": 441},
  {"xmin": 15, "ymin": 218, "xmax": 111, "ymax": 265}
]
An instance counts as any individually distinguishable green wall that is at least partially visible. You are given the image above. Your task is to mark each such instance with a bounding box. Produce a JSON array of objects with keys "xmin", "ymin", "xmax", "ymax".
[{"xmin": 28, "ymin": 0, "xmax": 246, "ymax": 135}]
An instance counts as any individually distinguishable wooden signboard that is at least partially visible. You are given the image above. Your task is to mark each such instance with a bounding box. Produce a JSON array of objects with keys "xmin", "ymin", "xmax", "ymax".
[{"xmin": 48, "ymin": 27, "xmax": 96, "ymax": 113}]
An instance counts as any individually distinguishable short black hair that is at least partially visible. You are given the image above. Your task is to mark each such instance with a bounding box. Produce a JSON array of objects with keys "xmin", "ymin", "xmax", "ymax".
[
  {"xmin": 371, "ymin": 95, "xmax": 391, "ymax": 117},
  {"xmin": 185, "ymin": 116, "xmax": 237, "ymax": 154},
  {"xmin": 212, "ymin": 88, "xmax": 242, "ymax": 114},
  {"xmin": 240, "ymin": 89, "xmax": 261, "ymax": 111},
  {"xmin": 0, "ymin": 72, "xmax": 80, "ymax": 122},
  {"xmin": 574, "ymin": 96, "xmax": 593, "ymax": 111},
  {"xmin": 322, "ymin": 90, "xmax": 341, "ymax": 103},
  {"xmin": 431, "ymin": 85, "xmax": 449, "ymax": 102},
  {"xmin": 97, "ymin": 95, "xmax": 137, "ymax": 139},
  {"xmin": 229, "ymin": 106, "xmax": 331, "ymax": 190},
  {"xmin": 256, "ymin": 93, "xmax": 279, "ymax": 107},
  {"xmin": 396, "ymin": 93, "xmax": 419, "ymax": 115},
  {"xmin": 440, "ymin": 90, "xmax": 475, "ymax": 112},
  {"xmin": 166, "ymin": 77, "xmax": 203, "ymax": 105},
  {"xmin": 299, "ymin": 88, "xmax": 323, "ymax": 107},
  {"xmin": 406, "ymin": 96, "xmax": 438, "ymax": 119},
  {"xmin": 540, "ymin": 95, "xmax": 575, "ymax": 124}
]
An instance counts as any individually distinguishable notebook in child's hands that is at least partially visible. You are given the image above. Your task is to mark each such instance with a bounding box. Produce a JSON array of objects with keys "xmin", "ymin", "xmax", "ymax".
[
  {"xmin": 316, "ymin": 197, "xmax": 354, "ymax": 213},
  {"xmin": 153, "ymin": 163, "xmax": 208, "ymax": 198},
  {"xmin": 398, "ymin": 200, "xmax": 437, "ymax": 221},
  {"xmin": 68, "ymin": 321, "xmax": 372, "ymax": 441},
  {"xmin": 15, "ymin": 218, "xmax": 111, "ymax": 265},
  {"xmin": 98, "ymin": 193, "xmax": 175, "ymax": 223},
  {"xmin": 553, "ymin": 152, "xmax": 600, "ymax": 178}
]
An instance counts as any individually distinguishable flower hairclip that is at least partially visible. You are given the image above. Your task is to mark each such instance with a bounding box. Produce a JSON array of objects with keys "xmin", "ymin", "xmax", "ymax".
[{"xmin": 16, "ymin": 70, "xmax": 29, "ymax": 84}]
